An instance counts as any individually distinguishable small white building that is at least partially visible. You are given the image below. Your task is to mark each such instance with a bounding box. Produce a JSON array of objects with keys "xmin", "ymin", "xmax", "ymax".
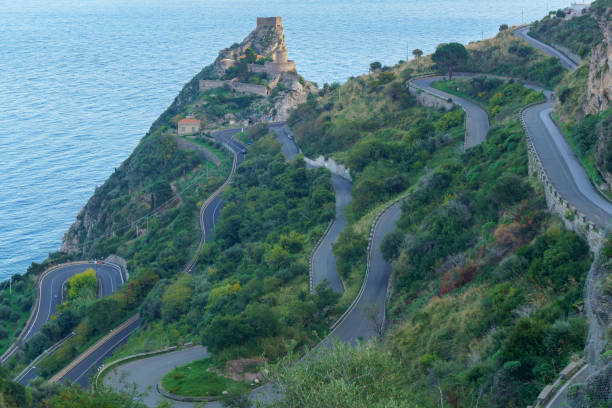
[{"xmin": 569, "ymin": 2, "xmax": 590, "ymax": 14}]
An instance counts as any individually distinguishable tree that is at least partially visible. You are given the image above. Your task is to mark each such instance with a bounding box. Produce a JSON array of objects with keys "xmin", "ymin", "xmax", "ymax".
[
  {"xmin": 499, "ymin": 24, "xmax": 509, "ymax": 31},
  {"xmin": 412, "ymin": 48, "xmax": 423, "ymax": 71},
  {"xmin": 67, "ymin": 268, "xmax": 97, "ymax": 301},
  {"xmin": 369, "ymin": 61, "xmax": 382, "ymax": 73},
  {"xmin": 431, "ymin": 42, "xmax": 469, "ymax": 80},
  {"xmin": 556, "ymin": 9, "xmax": 566, "ymax": 18}
]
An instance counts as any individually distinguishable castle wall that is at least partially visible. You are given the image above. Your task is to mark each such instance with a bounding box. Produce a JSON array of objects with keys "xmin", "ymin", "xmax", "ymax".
[
  {"xmin": 257, "ymin": 17, "xmax": 282, "ymax": 28},
  {"xmin": 231, "ymin": 82, "xmax": 269, "ymax": 96},
  {"xmin": 248, "ymin": 61, "xmax": 296, "ymax": 76},
  {"xmin": 199, "ymin": 80, "xmax": 229, "ymax": 91},
  {"xmin": 199, "ymin": 79, "xmax": 268, "ymax": 96}
]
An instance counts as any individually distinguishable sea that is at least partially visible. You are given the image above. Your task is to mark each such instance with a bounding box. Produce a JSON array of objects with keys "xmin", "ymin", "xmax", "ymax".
[{"xmin": 0, "ymin": 0, "xmax": 568, "ymax": 282}]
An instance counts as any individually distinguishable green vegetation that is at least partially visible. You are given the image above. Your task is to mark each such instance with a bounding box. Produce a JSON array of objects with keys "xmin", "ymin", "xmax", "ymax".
[
  {"xmin": 275, "ymin": 63, "xmax": 592, "ymax": 407},
  {"xmin": 463, "ymin": 29, "xmax": 566, "ymax": 87},
  {"xmin": 432, "ymin": 42, "xmax": 469, "ymax": 80},
  {"xmin": 530, "ymin": 14, "xmax": 602, "ymax": 58},
  {"xmin": 289, "ymin": 69, "xmax": 465, "ymax": 222},
  {"xmin": 161, "ymin": 358, "xmax": 249, "ymax": 397},
  {"xmin": 116, "ymin": 125, "xmax": 336, "ymax": 369},
  {"xmin": 554, "ymin": 109, "xmax": 612, "ymax": 193},
  {"xmin": 432, "ymin": 76, "xmax": 546, "ymax": 118},
  {"xmin": 268, "ymin": 341, "xmax": 411, "ymax": 408}
]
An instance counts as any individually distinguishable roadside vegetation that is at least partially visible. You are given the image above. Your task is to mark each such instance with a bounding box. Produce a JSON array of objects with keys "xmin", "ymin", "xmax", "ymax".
[
  {"xmin": 529, "ymin": 13, "xmax": 602, "ymax": 58},
  {"xmin": 271, "ymin": 68, "xmax": 591, "ymax": 407},
  {"xmin": 161, "ymin": 357, "xmax": 250, "ymax": 397}
]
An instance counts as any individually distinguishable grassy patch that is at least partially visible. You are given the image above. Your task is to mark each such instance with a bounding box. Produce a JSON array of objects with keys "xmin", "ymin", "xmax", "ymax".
[{"xmin": 161, "ymin": 358, "xmax": 250, "ymax": 397}]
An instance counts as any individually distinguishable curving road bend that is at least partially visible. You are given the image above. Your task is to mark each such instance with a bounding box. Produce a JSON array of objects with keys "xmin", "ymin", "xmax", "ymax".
[
  {"xmin": 310, "ymin": 173, "xmax": 352, "ymax": 293},
  {"xmin": 271, "ymin": 124, "xmax": 351, "ymax": 293},
  {"xmin": 200, "ymin": 129, "xmax": 246, "ymax": 246},
  {"xmin": 514, "ymin": 26, "xmax": 579, "ymax": 70},
  {"xmin": 2, "ymin": 261, "xmax": 124, "ymax": 367},
  {"xmin": 51, "ymin": 130, "xmax": 246, "ymax": 387},
  {"xmin": 523, "ymin": 102, "xmax": 612, "ymax": 227},
  {"xmin": 410, "ymin": 75, "xmax": 490, "ymax": 148},
  {"xmin": 319, "ymin": 201, "xmax": 402, "ymax": 346}
]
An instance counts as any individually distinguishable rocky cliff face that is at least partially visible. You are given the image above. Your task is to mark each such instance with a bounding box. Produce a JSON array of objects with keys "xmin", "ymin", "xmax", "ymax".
[
  {"xmin": 216, "ymin": 21, "xmax": 287, "ymax": 68},
  {"xmin": 585, "ymin": 6, "xmax": 612, "ymax": 115}
]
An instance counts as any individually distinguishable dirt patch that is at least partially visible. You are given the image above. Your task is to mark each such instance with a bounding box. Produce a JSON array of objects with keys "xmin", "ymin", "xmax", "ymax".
[{"xmin": 213, "ymin": 357, "xmax": 265, "ymax": 383}]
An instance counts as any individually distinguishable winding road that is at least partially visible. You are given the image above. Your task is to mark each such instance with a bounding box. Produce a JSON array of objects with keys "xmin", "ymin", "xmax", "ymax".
[
  {"xmin": 47, "ymin": 130, "xmax": 246, "ymax": 387},
  {"xmin": 270, "ymin": 124, "xmax": 351, "ymax": 294},
  {"xmin": 514, "ymin": 26, "xmax": 579, "ymax": 70},
  {"xmin": 66, "ymin": 23, "xmax": 609, "ymax": 406},
  {"xmin": 1, "ymin": 261, "xmax": 125, "ymax": 383},
  {"xmin": 410, "ymin": 75, "xmax": 490, "ymax": 148}
]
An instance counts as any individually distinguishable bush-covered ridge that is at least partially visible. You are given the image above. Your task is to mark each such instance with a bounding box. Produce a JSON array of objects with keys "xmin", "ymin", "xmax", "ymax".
[{"xmin": 270, "ymin": 71, "xmax": 592, "ymax": 407}]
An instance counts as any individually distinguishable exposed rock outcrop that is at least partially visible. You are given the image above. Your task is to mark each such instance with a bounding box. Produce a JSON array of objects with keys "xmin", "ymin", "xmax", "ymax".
[{"xmin": 585, "ymin": 6, "xmax": 612, "ymax": 115}]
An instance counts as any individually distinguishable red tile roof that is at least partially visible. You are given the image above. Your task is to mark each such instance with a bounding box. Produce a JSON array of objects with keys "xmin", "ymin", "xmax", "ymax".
[{"xmin": 179, "ymin": 118, "xmax": 200, "ymax": 124}]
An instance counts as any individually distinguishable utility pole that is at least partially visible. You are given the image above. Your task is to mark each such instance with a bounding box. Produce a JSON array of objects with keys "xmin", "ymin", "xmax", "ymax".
[{"xmin": 522, "ymin": 9, "xmax": 525, "ymax": 24}]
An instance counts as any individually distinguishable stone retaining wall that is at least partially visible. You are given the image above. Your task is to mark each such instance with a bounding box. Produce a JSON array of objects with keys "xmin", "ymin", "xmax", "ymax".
[
  {"xmin": 522, "ymin": 108, "xmax": 605, "ymax": 249},
  {"xmin": 303, "ymin": 156, "xmax": 352, "ymax": 181},
  {"xmin": 173, "ymin": 137, "xmax": 221, "ymax": 167},
  {"xmin": 199, "ymin": 80, "xmax": 268, "ymax": 97},
  {"xmin": 408, "ymin": 85, "xmax": 454, "ymax": 111}
]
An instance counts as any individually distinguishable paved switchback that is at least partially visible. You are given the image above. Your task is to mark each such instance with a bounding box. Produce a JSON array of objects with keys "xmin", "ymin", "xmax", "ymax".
[
  {"xmin": 2, "ymin": 261, "xmax": 124, "ymax": 367},
  {"xmin": 410, "ymin": 75, "xmax": 490, "ymax": 148},
  {"xmin": 271, "ymin": 124, "xmax": 351, "ymax": 293},
  {"xmin": 51, "ymin": 130, "xmax": 246, "ymax": 387},
  {"xmin": 514, "ymin": 26, "xmax": 579, "ymax": 70}
]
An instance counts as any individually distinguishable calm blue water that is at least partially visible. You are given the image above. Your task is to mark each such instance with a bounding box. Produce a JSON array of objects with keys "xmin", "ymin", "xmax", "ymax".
[{"xmin": 0, "ymin": 0, "xmax": 567, "ymax": 282}]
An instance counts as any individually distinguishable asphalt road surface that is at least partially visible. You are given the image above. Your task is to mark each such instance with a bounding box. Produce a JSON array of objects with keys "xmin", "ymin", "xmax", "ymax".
[
  {"xmin": 200, "ymin": 128, "xmax": 246, "ymax": 244},
  {"xmin": 2, "ymin": 262, "xmax": 124, "ymax": 367},
  {"xmin": 270, "ymin": 123, "xmax": 301, "ymax": 160},
  {"xmin": 523, "ymin": 102, "xmax": 612, "ymax": 228},
  {"xmin": 410, "ymin": 75, "xmax": 490, "ymax": 148},
  {"xmin": 56, "ymin": 316, "xmax": 140, "ymax": 387},
  {"xmin": 310, "ymin": 173, "xmax": 352, "ymax": 293},
  {"xmin": 271, "ymin": 124, "xmax": 352, "ymax": 293},
  {"xmin": 514, "ymin": 26, "xmax": 578, "ymax": 70},
  {"xmin": 320, "ymin": 201, "xmax": 402, "ymax": 345}
]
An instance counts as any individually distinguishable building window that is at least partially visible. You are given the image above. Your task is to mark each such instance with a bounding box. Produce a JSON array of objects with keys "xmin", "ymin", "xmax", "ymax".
[
  {"xmin": 181, "ymin": 127, "xmax": 185, "ymax": 132},
  {"xmin": 192, "ymin": 127, "xmax": 195, "ymax": 131}
]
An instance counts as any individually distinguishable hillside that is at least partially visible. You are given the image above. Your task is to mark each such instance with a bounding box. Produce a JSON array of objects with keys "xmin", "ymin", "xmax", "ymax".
[{"xmin": 3, "ymin": 5, "xmax": 612, "ymax": 408}]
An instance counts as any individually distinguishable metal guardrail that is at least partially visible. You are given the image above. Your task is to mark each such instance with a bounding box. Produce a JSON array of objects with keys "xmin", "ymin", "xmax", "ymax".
[
  {"xmin": 327, "ymin": 195, "xmax": 406, "ymax": 334},
  {"xmin": 1, "ymin": 260, "xmax": 124, "ymax": 365},
  {"xmin": 182, "ymin": 138, "xmax": 238, "ymax": 274},
  {"xmin": 13, "ymin": 332, "xmax": 76, "ymax": 383},
  {"xmin": 48, "ymin": 314, "xmax": 139, "ymax": 384}
]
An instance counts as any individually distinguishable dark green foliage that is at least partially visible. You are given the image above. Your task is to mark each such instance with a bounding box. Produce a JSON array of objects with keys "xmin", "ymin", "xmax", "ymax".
[
  {"xmin": 174, "ymin": 134, "xmax": 337, "ymax": 359},
  {"xmin": 381, "ymin": 230, "xmax": 404, "ymax": 261},
  {"xmin": 333, "ymin": 227, "xmax": 368, "ymax": 280},
  {"xmin": 0, "ymin": 366, "xmax": 30, "ymax": 407},
  {"xmin": 432, "ymin": 42, "xmax": 469, "ymax": 80},
  {"xmin": 370, "ymin": 61, "xmax": 382, "ymax": 72},
  {"xmin": 530, "ymin": 14, "xmax": 602, "ymax": 57}
]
